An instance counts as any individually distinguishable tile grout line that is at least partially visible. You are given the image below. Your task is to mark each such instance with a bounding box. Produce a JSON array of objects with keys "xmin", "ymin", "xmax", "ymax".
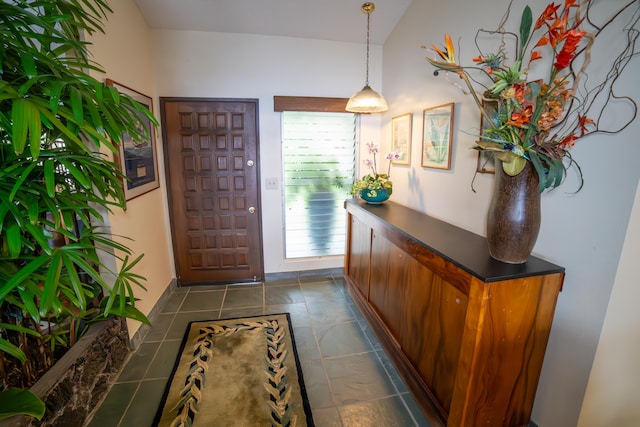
[
  {"xmin": 115, "ymin": 381, "xmax": 143, "ymax": 427},
  {"xmin": 343, "ymin": 281, "xmax": 423, "ymax": 427},
  {"xmin": 335, "ymin": 274, "xmax": 421, "ymax": 426},
  {"xmin": 296, "ymin": 271, "xmax": 345, "ymax": 426}
]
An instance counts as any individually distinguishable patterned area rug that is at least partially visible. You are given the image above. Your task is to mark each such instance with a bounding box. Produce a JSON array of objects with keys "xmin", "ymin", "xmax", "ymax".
[{"xmin": 153, "ymin": 313, "xmax": 314, "ymax": 427}]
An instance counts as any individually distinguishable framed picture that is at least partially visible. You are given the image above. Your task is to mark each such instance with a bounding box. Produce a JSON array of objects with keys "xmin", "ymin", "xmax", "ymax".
[
  {"xmin": 391, "ymin": 113, "xmax": 412, "ymax": 165},
  {"xmin": 421, "ymin": 103, "xmax": 454, "ymax": 169},
  {"xmin": 106, "ymin": 79, "xmax": 159, "ymax": 200},
  {"xmin": 476, "ymin": 99, "xmax": 499, "ymax": 174}
]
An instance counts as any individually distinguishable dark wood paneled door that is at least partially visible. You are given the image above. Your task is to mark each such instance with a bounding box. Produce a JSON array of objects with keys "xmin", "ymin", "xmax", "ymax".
[{"xmin": 161, "ymin": 99, "xmax": 263, "ymax": 284}]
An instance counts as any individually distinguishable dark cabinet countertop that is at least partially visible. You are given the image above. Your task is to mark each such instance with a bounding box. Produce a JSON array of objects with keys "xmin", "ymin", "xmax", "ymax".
[{"xmin": 346, "ymin": 199, "xmax": 564, "ymax": 283}]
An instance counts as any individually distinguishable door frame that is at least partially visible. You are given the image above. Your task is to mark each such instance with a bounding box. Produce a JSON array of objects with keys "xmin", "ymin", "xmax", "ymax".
[{"xmin": 159, "ymin": 97, "xmax": 264, "ymax": 285}]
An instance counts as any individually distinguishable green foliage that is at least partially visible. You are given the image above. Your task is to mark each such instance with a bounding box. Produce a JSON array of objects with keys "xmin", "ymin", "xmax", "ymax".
[
  {"xmin": 0, "ymin": 0, "xmax": 157, "ymax": 420},
  {"xmin": 518, "ymin": 6, "xmax": 533, "ymax": 62},
  {"xmin": 0, "ymin": 388, "xmax": 45, "ymax": 420},
  {"xmin": 350, "ymin": 174, "xmax": 393, "ymax": 196}
]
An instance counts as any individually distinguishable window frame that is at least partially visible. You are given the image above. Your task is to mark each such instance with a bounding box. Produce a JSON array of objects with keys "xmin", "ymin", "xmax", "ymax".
[{"xmin": 275, "ymin": 96, "xmax": 358, "ymax": 260}]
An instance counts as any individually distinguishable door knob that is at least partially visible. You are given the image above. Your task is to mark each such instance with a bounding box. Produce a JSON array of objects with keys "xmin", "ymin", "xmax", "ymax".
[
  {"xmin": 247, "ymin": 160, "xmax": 254, "ymax": 167},
  {"xmin": 248, "ymin": 207, "xmax": 256, "ymax": 214}
]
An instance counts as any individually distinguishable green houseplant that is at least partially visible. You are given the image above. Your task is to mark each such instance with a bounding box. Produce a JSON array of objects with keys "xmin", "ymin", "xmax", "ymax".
[
  {"xmin": 0, "ymin": 0, "xmax": 156, "ymax": 419},
  {"xmin": 351, "ymin": 142, "xmax": 399, "ymax": 203}
]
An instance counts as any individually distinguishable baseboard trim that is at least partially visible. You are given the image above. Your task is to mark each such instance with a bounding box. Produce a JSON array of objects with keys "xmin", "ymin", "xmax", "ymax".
[
  {"xmin": 128, "ymin": 277, "xmax": 177, "ymax": 350},
  {"xmin": 265, "ymin": 267, "xmax": 344, "ymax": 282}
]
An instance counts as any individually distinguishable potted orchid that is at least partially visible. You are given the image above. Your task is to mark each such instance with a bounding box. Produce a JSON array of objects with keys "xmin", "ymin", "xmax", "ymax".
[{"xmin": 351, "ymin": 142, "xmax": 400, "ymax": 203}]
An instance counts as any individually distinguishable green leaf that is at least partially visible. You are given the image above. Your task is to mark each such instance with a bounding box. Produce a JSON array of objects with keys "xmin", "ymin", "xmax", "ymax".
[
  {"xmin": 18, "ymin": 285, "xmax": 42, "ymax": 321},
  {"xmin": 9, "ymin": 161, "xmax": 36, "ymax": 202},
  {"xmin": 44, "ymin": 158, "xmax": 56, "ymax": 197},
  {"xmin": 41, "ymin": 252, "xmax": 63, "ymax": 315},
  {"xmin": 34, "ymin": 106, "xmax": 84, "ymax": 148},
  {"xmin": 23, "ymin": 223, "xmax": 54, "ymax": 256},
  {"xmin": 28, "ymin": 197, "xmax": 39, "ymax": 224},
  {"xmin": 123, "ymin": 304, "xmax": 151, "ymax": 325},
  {"xmin": 62, "ymin": 256, "xmax": 87, "ymax": 311},
  {"xmin": 6, "ymin": 221, "xmax": 21, "ymax": 259},
  {"xmin": 0, "ymin": 322, "xmax": 41, "ymax": 338},
  {"xmin": 0, "ymin": 336, "xmax": 26, "ymax": 362},
  {"xmin": 0, "ymin": 388, "xmax": 46, "ymax": 420},
  {"xmin": 61, "ymin": 210, "xmax": 75, "ymax": 230},
  {"xmin": 0, "ymin": 254, "xmax": 49, "ymax": 301},
  {"xmin": 58, "ymin": 158, "xmax": 91, "ymax": 189},
  {"xmin": 11, "ymin": 98, "xmax": 29, "ymax": 154},
  {"xmin": 8, "ymin": 99, "xmax": 42, "ymax": 158},
  {"xmin": 48, "ymin": 80, "xmax": 65, "ymax": 114},
  {"xmin": 70, "ymin": 87, "xmax": 84, "ymax": 125},
  {"xmin": 519, "ymin": 6, "xmax": 533, "ymax": 59},
  {"xmin": 20, "ymin": 53, "xmax": 37, "ymax": 77},
  {"xmin": 28, "ymin": 109, "xmax": 42, "ymax": 159}
]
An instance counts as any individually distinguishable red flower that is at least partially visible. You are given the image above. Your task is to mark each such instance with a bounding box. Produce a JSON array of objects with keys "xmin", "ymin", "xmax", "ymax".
[
  {"xmin": 554, "ymin": 29, "xmax": 585, "ymax": 70},
  {"xmin": 535, "ymin": 35, "xmax": 549, "ymax": 48},
  {"xmin": 577, "ymin": 114, "xmax": 595, "ymax": 137},
  {"xmin": 530, "ymin": 50, "xmax": 543, "ymax": 62},
  {"xmin": 508, "ymin": 105, "xmax": 533, "ymax": 127},
  {"xmin": 535, "ymin": 3, "xmax": 561, "ymax": 29},
  {"xmin": 513, "ymin": 83, "xmax": 531, "ymax": 105},
  {"xmin": 559, "ymin": 134, "xmax": 577, "ymax": 149}
]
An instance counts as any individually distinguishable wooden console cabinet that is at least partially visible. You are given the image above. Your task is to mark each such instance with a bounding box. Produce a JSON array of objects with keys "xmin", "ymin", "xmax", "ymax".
[{"xmin": 344, "ymin": 199, "xmax": 564, "ymax": 427}]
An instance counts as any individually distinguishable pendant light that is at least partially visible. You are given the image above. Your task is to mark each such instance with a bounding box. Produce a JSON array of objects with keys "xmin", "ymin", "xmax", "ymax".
[{"xmin": 346, "ymin": 2, "xmax": 388, "ymax": 113}]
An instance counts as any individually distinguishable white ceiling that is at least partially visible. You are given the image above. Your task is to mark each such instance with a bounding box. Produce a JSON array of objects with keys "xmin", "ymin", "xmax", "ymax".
[{"xmin": 133, "ymin": 0, "xmax": 413, "ymax": 45}]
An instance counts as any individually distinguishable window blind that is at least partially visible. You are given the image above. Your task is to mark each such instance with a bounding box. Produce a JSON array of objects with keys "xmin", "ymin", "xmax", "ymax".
[{"xmin": 282, "ymin": 111, "xmax": 356, "ymax": 258}]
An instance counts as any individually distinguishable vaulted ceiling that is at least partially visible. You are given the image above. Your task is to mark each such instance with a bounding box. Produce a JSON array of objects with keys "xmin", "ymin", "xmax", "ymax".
[{"xmin": 133, "ymin": 0, "xmax": 413, "ymax": 45}]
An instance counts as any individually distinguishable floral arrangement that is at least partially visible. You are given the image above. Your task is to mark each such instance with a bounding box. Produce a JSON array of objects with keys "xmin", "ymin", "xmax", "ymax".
[
  {"xmin": 351, "ymin": 142, "xmax": 400, "ymax": 197},
  {"xmin": 424, "ymin": 0, "xmax": 639, "ymax": 191}
]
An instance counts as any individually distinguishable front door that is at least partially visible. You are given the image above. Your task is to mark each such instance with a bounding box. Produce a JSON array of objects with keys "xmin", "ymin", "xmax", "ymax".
[{"xmin": 161, "ymin": 98, "xmax": 263, "ymax": 284}]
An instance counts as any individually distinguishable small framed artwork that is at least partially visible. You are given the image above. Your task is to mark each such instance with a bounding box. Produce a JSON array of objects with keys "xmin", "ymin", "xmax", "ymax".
[
  {"xmin": 391, "ymin": 113, "xmax": 412, "ymax": 165},
  {"xmin": 421, "ymin": 103, "xmax": 454, "ymax": 169},
  {"xmin": 106, "ymin": 79, "xmax": 159, "ymax": 200},
  {"xmin": 476, "ymin": 99, "xmax": 499, "ymax": 174}
]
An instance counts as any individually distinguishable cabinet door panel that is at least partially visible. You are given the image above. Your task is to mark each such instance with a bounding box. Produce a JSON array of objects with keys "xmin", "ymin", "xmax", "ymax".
[
  {"xmin": 368, "ymin": 232, "xmax": 404, "ymax": 339},
  {"xmin": 347, "ymin": 215, "xmax": 372, "ymax": 299},
  {"xmin": 403, "ymin": 260, "xmax": 468, "ymax": 413},
  {"xmin": 370, "ymin": 232, "xmax": 468, "ymax": 413}
]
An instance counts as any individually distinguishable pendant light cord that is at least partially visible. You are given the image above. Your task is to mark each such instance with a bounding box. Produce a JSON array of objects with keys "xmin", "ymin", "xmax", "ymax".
[{"xmin": 365, "ymin": 9, "xmax": 370, "ymax": 86}]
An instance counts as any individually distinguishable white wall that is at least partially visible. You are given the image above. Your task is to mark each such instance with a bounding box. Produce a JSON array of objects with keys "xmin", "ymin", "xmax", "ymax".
[
  {"xmin": 150, "ymin": 29, "xmax": 383, "ymax": 273},
  {"xmin": 382, "ymin": 0, "xmax": 640, "ymax": 426},
  {"xmin": 86, "ymin": 0, "xmax": 175, "ymax": 337},
  {"xmin": 578, "ymin": 179, "xmax": 640, "ymax": 427}
]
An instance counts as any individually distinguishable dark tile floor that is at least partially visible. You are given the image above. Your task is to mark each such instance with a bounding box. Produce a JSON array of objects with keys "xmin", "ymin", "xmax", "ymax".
[{"xmin": 86, "ymin": 271, "xmax": 431, "ymax": 427}]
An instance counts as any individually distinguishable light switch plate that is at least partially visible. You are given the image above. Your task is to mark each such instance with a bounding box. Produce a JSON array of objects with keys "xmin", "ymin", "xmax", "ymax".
[{"xmin": 265, "ymin": 177, "xmax": 279, "ymax": 190}]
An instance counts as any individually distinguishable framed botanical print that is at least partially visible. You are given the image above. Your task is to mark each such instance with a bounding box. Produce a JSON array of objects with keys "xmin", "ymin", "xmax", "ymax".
[
  {"xmin": 106, "ymin": 79, "xmax": 159, "ymax": 200},
  {"xmin": 391, "ymin": 113, "xmax": 412, "ymax": 165},
  {"xmin": 476, "ymin": 99, "xmax": 499, "ymax": 174},
  {"xmin": 421, "ymin": 103, "xmax": 454, "ymax": 169}
]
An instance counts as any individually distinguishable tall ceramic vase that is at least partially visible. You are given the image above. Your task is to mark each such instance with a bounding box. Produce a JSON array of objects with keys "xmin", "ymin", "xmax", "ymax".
[{"xmin": 487, "ymin": 158, "xmax": 541, "ymax": 264}]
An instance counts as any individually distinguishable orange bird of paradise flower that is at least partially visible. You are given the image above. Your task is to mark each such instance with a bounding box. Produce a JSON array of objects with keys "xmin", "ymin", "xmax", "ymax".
[{"xmin": 431, "ymin": 34, "xmax": 456, "ymax": 63}]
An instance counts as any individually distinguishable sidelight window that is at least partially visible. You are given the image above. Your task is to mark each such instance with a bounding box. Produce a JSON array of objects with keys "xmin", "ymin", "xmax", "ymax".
[{"xmin": 282, "ymin": 111, "xmax": 356, "ymax": 259}]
